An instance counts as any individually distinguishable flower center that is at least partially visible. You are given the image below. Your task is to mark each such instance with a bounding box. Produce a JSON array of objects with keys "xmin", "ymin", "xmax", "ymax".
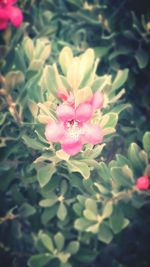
[{"xmin": 65, "ymin": 120, "xmax": 83, "ymax": 140}]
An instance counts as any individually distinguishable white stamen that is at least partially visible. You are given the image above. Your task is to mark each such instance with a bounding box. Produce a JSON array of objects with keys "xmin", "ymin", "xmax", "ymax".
[{"xmin": 66, "ymin": 120, "xmax": 83, "ymax": 140}]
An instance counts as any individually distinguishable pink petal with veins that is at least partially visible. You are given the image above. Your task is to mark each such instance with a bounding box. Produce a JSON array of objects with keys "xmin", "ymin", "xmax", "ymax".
[
  {"xmin": 45, "ymin": 122, "xmax": 65, "ymax": 142},
  {"xmin": 57, "ymin": 104, "xmax": 75, "ymax": 122},
  {"xmin": 6, "ymin": 5, "xmax": 23, "ymax": 27},
  {"xmin": 61, "ymin": 139, "xmax": 82, "ymax": 155},
  {"xmin": 82, "ymin": 124, "xmax": 103, "ymax": 144},
  {"xmin": 91, "ymin": 91, "xmax": 104, "ymax": 110},
  {"xmin": 57, "ymin": 90, "xmax": 68, "ymax": 101},
  {"xmin": 75, "ymin": 103, "xmax": 93, "ymax": 122}
]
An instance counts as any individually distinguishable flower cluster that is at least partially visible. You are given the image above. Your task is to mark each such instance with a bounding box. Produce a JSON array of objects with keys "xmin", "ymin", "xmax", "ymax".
[
  {"xmin": 0, "ymin": 0, "xmax": 23, "ymax": 30},
  {"xmin": 136, "ymin": 176, "xmax": 150, "ymax": 190},
  {"xmin": 45, "ymin": 90, "xmax": 104, "ymax": 156}
]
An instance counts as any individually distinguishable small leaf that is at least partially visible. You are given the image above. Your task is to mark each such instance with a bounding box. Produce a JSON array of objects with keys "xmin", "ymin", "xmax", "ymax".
[
  {"xmin": 102, "ymin": 202, "xmax": 113, "ymax": 219},
  {"xmin": 60, "ymin": 263, "xmax": 72, "ymax": 267},
  {"xmin": 66, "ymin": 241, "xmax": 80, "ymax": 255},
  {"xmin": 94, "ymin": 183, "xmax": 109, "ymax": 195},
  {"xmin": 23, "ymin": 36, "xmax": 34, "ymax": 61},
  {"xmin": 74, "ymin": 218, "xmax": 91, "ymax": 231},
  {"xmin": 54, "ymin": 232, "xmax": 64, "ymax": 251},
  {"xmin": 57, "ymin": 202, "xmax": 67, "ymax": 221},
  {"xmin": 39, "ymin": 232, "xmax": 54, "ymax": 252},
  {"xmin": 59, "ymin": 46, "xmax": 73, "ymax": 75},
  {"xmin": 5, "ymin": 71, "xmax": 25, "ymax": 89},
  {"xmin": 83, "ymin": 209, "xmax": 97, "ymax": 221},
  {"xmin": 98, "ymin": 162, "xmax": 110, "ymax": 182},
  {"xmin": 135, "ymin": 48, "xmax": 149, "ymax": 69},
  {"xmin": 128, "ymin": 143, "xmax": 144, "ymax": 175},
  {"xmin": 22, "ymin": 135, "xmax": 45, "ymax": 150},
  {"xmin": 27, "ymin": 253, "xmax": 52, "ymax": 267},
  {"xmin": 98, "ymin": 223, "xmax": 113, "ymax": 244},
  {"xmin": 86, "ymin": 222, "xmax": 100, "ymax": 233},
  {"xmin": 110, "ymin": 167, "xmax": 132, "ymax": 188},
  {"xmin": 68, "ymin": 160, "xmax": 90, "ymax": 180},
  {"xmin": 39, "ymin": 65, "xmax": 57, "ymax": 97},
  {"xmin": 85, "ymin": 198, "xmax": 97, "ymax": 214},
  {"xmin": 56, "ymin": 150, "xmax": 70, "ymax": 161},
  {"xmin": 37, "ymin": 164, "xmax": 56, "ymax": 187},
  {"xmin": 109, "ymin": 207, "xmax": 124, "ymax": 234},
  {"xmin": 58, "ymin": 252, "xmax": 71, "ymax": 263},
  {"xmin": 41, "ymin": 206, "xmax": 58, "ymax": 225},
  {"xmin": 143, "ymin": 132, "xmax": 150, "ymax": 154},
  {"xmin": 112, "ymin": 69, "xmax": 129, "ymax": 92},
  {"xmin": 19, "ymin": 203, "xmax": 36, "ymax": 217},
  {"xmin": 39, "ymin": 195, "xmax": 58, "ymax": 207}
]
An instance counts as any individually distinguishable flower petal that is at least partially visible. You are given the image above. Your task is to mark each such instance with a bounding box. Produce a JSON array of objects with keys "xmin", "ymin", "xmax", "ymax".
[
  {"xmin": 0, "ymin": 9, "xmax": 10, "ymax": 20},
  {"xmin": 61, "ymin": 139, "xmax": 82, "ymax": 155},
  {"xmin": 91, "ymin": 91, "xmax": 104, "ymax": 110},
  {"xmin": 45, "ymin": 122, "xmax": 65, "ymax": 142},
  {"xmin": 57, "ymin": 104, "xmax": 75, "ymax": 122},
  {"xmin": 6, "ymin": 6, "xmax": 23, "ymax": 27},
  {"xmin": 75, "ymin": 103, "xmax": 93, "ymax": 122},
  {"xmin": 0, "ymin": 20, "xmax": 8, "ymax": 29},
  {"xmin": 82, "ymin": 124, "xmax": 103, "ymax": 144},
  {"xmin": 57, "ymin": 89, "xmax": 68, "ymax": 101}
]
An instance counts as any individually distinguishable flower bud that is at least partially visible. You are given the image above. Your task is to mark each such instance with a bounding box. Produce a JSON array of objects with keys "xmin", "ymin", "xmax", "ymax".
[{"xmin": 136, "ymin": 176, "xmax": 150, "ymax": 190}]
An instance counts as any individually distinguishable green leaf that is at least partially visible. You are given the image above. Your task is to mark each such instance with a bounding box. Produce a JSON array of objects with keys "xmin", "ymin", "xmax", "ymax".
[
  {"xmin": 110, "ymin": 167, "xmax": 132, "ymax": 188},
  {"xmin": 86, "ymin": 222, "xmax": 100, "ymax": 233},
  {"xmin": 39, "ymin": 231, "xmax": 54, "ymax": 252},
  {"xmin": 102, "ymin": 202, "xmax": 113, "ymax": 219},
  {"xmin": 59, "ymin": 46, "xmax": 73, "ymax": 75},
  {"xmin": 85, "ymin": 198, "xmax": 98, "ymax": 214},
  {"xmin": 41, "ymin": 205, "xmax": 58, "ymax": 225},
  {"xmin": 75, "ymin": 247, "xmax": 97, "ymax": 263},
  {"xmin": 27, "ymin": 253, "xmax": 52, "ymax": 267},
  {"xmin": 112, "ymin": 69, "xmax": 128, "ymax": 91},
  {"xmin": 83, "ymin": 209, "xmax": 97, "ymax": 221},
  {"xmin": 5, "ymin": 71, "xmax": 25, "ymax": 89},
  {"xmin": 100, "ymin": 113, "xmax": 118, "ymax": 129},
  {"xmin": 94, "ymin": 183, "xmax": 109, "ymax": 195},
  {"xmin": 57, "ymin": 202, "xmax": 67, "ymax": 221},
  {"xmin": 73, "ymin": 203, "xmax": 83, "ymax": 216},
  {"xmin": 19, "ymin": 203, "xmax": 36, "ymax": 218},
  {"xmin": 74, "ymin": 218, "xmax": 91, "ymax": 231},
  {"xmin": 91, "ymin": 144, "xmax": 106, "ymax": 159},
  {"xmin": 37, "ymin": 164, "xmax": 56, "ymax": 187},
  {"xmin": 128, "ymin": 143, "xmax": 144, "ymax": 175},
  {"xmin": 60, "ymin": 179, "xmax": 68, "ymax": 195},
  {"xmin": 58, "ymin": 252, "xmax": 71, "ymax": 263},
  {"xmin": 39, "ymin": 65, "xmax": 57, "ymax": 97},
  {"xmin": 60, "ymin": 263, "xmax": 72, "ymax": 267},
  {"xmin": 135, "ymin": 48, "xmax": 149, "ymax": 69},
  {"xmin": 94, "ymin": 46, "xmax": 111, "ymax": 58},
  {"xmin": 109, "ymin": 207, "xmax": 124, "ymax": 234},
  {"xmin": 98, "ymin": 162, "xmax": 110, "ymax": 182},
  {"xmin": 143, "ymin": 132, "xmax": 150, "ymax": 154},
  {"xmin": 22, "ymin": 135, "xmax": 45, "ymax": 150},
  {"xmin": 54, "ymin": 232, "xmax": 64, "ymax": 251},
  {"xmin": 66, "ymin": 241, "xmax": 79, "ymax": 255},
  {"xmin": 39, "ymin": 195, "xmax": 58, "ymax": 207},
  {"xmin": 68, "ymin": 160, "xmax": 90, "ymax": 180},
  {"xmin": 98, "ymin": 223, "xmax": 113, "ymax": 244},
  {"xmin": 23, "ymin": 36, "xmax": 34, "ymax": 61},
  {"xmin": 92, "ymin": 75, "xmax": 111, "ymax": 93}
]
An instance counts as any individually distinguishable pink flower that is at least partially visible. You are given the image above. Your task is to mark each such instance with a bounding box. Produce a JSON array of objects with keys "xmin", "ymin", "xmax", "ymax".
[
  {"xmin": 0, "ymin": 0, "xmax": 23, "ymax": 30},
  {"xmin": 45, "ymin": 100, "xmax": 103, "ymax": 156},
  {"xmin": 136, "ymin": 176, "xmax": 150, "ymax": 190}
]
